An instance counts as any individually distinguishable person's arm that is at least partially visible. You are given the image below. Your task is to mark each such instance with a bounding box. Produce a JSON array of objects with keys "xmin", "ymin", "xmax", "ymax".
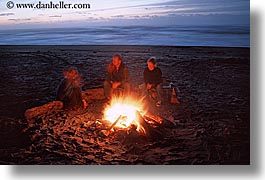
[
  {"xmin": 154, "ymin": 68, "xmax": 163, "ymax": 86},
  {"xmin": 106, "ymin": 72, "xmax": 112, "ymax": 83},
  {"xmin": 144, "ymin": 69, "xmax": 153, "ymax": 89},
  {"xmin": 122, "ymin": 65, "xmax": 129, "ymax": 83},
  {"xmin": 106, "ymin": 64, "xmax": 113, "ymax": 83},
  {"xmin": 158, "ymin": 68, "xmax": 163, "ymax": 84},
  {"xmin": 144, "ymin": 68, "xmax": 148, "ymax": 84}
]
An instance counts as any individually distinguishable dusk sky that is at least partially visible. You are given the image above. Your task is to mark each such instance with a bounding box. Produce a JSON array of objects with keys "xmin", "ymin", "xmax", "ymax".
[{"xmin": 0, "ymin": 0, "xmax": 249, "ymax": 29}]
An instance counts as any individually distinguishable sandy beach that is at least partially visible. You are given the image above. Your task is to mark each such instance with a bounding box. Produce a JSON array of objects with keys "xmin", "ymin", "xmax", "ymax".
[{"xmin": 0, "ymin": 45, "xmax": 249, "ymax": 164}]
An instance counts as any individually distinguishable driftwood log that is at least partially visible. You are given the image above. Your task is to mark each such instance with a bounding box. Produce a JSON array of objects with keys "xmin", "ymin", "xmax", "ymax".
[
  {"xmin": 136, "ymin": 111, "xmax": 163, "ymax": 140},
  {"xmin": 24, "ymin": 101, "xmax": 63, "ymax": 120},
  {"xmin": 24, "ymin": 88, "xmax": 106, "ymax": 120}
]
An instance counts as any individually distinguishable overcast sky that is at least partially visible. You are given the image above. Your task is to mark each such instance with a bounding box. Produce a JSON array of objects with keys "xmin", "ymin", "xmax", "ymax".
[{"xmin": 0, "ymin": 0, "xmax": 249, "ymax": 29}]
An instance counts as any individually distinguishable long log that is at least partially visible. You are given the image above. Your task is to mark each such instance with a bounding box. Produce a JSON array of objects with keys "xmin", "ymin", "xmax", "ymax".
[{"xmin": 24, "ymin": 101, "xmax": 63, "ymax": 120}]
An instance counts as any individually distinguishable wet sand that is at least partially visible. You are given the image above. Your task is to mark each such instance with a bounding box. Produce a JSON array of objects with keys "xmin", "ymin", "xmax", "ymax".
[{"xmin": 0, "ymin": 45, "xmax": 249, "ymax": 164}]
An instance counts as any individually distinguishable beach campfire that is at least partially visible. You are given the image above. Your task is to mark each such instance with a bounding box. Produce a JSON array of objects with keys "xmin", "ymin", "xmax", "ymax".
[{"xmin": 103, "ymin": 95, "xmax": 163, "ymax": 136}]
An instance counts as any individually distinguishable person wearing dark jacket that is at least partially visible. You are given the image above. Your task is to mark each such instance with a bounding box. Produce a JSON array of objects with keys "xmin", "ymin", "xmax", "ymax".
[
  {"xmin": 143, "ymin": 57, "xmax": 163, "ymax": 107},
  {"xmin": 57, "ymin": 66, "xmax": 87, "ymax": 110},
  {"xmin": 104, "ymin": 54, "xmax": 130, "ymax": 99}
]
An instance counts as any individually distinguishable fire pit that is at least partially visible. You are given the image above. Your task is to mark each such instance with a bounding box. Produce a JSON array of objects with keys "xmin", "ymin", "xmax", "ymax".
[
  {"xmin": 102, "ymin": 94, "xmax": 164, "ymax": 139},
  {"xmin": 21, "ymin": 88, "xmax": 183, "ymax": 165}
]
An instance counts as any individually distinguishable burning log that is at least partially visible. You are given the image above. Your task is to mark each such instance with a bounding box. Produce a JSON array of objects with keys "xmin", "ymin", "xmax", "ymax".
[
  {"xmin": 136, "ymin": 111, "xmax": 163, "ymax": 140},
  {"xmin": 101, "ymin": 93, "xmax": 167, "ymax": 141},
  {"xmin": 143, "ymin": 113, "xmax": 163, "ymax": 127},
  {"xmin": 108, "ymin": 115, "xmax": 122, "ymax": 131},
  {"xmin": 100, "ymin": 115, "xmax": 122, "ymax": 137}
]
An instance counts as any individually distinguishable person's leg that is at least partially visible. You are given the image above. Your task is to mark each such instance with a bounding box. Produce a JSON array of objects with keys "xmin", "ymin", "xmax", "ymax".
[
  {"xmin": 156, "ymin": 84, "xmax": 162, "ymax": 101},
  {"xmin": 118, "ymin": 82, "xmax": 130, "ymax": 96},
  {"xmin": 104, "ymin": 81, "xmax": 112, "ymax": 99},
  {"xmin": 138, "ymin": 83, "xmax": 147, "ymax": 97},
  {"xmin": 123, "ymin": 82, "xmax": 130, "ymax": 92},
  {"xmin": 156, "ymin": 84, "xmax": 162, "ymax": 106}
]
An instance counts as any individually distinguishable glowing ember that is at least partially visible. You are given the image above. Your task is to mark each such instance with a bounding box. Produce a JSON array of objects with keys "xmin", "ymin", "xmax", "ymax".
[{"xmin": 103, "ymin": 96, "xmax": 146, "ymax": 133}]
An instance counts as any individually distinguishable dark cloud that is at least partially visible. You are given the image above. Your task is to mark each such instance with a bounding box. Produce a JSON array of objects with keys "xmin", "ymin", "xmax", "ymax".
[
  {"xmin": 0, "ymin": 13, "xmax": 14, "ymax": 16},
  {"xmin": 74, "ymin": 11, "xmax": 92, "ymax": 15},
  {"xmin": 111, "ymin": 15, "xmax": 124, "ymax": 18},
  {"xmin": 67, "ymin": 0, "xmax": 249, "ymax": 23},
  {"xmin": 86, "ymin": 17, "xmax": 99, "ymax": 21},
  {"xmin": 49, "ymin": 15, "xmax": 62, "ymax": 18},
  {"xmin": 8, "ymin": 18, "xmax": 31, "ymax": 22},
  {"xmin": 144, "ymin": 0, "xmax": 249, "ymax": 15},
  {"xmin": 87, "ymin": 0, "xmax": 248, "ymax": 15}
]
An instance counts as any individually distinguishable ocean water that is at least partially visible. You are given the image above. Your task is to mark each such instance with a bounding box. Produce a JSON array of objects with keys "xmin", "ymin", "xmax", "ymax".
[{"xmin": 0, "ymin": 25, "xmax": 249, "ymax": 47}]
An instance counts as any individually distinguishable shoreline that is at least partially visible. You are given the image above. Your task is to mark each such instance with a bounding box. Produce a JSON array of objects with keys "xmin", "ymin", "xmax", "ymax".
[{"xmin": 0, "ymin": 44, "xmax": 250, "ymax": 48}]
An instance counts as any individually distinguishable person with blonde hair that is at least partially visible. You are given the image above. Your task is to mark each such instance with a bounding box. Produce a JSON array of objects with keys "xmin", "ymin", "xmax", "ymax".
[{"xmin": 57, "ymin": 66, "xmax": 87, "ymax": 110}]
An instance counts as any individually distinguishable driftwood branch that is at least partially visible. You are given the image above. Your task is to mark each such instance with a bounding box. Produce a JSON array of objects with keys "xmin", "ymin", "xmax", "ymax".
[{"xmin": 108, "ymin": 115, "xmax": 122, "ymax": 131}]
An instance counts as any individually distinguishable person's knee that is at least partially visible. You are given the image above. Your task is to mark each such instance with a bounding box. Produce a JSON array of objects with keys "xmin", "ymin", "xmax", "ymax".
[
  {"xmin": 123, "ymin": 82, "xmax": 130, "ymax": 90},
  {"xmin": 138, "ymin": 83, "xmax": 145, "ymax": 90},
  {"xmin": 156, "ymin": 84, "xmax": 162, "ymax": 91},
  {"xmin": 104, "ymin": 81, "xmax": 111, "ymax": 88}
]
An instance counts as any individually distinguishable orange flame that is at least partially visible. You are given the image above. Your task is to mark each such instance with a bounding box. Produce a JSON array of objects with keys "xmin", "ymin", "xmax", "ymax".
[{"xmin": 103, "ymin": 95, "xmax": 146, "ymax": 133}]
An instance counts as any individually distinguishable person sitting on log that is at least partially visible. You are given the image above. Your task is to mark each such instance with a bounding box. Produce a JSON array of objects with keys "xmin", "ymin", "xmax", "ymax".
[
  {"xmin": 57, "ymin": 66, "xmax": 87, "ymax": 110},
  {"xmin": 104, "ymin": 54, "xmax": 130, "ymax": 99},
  {"xmin": 140, "ymin": 57, "xmax": 163, "ymax": 107}
]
